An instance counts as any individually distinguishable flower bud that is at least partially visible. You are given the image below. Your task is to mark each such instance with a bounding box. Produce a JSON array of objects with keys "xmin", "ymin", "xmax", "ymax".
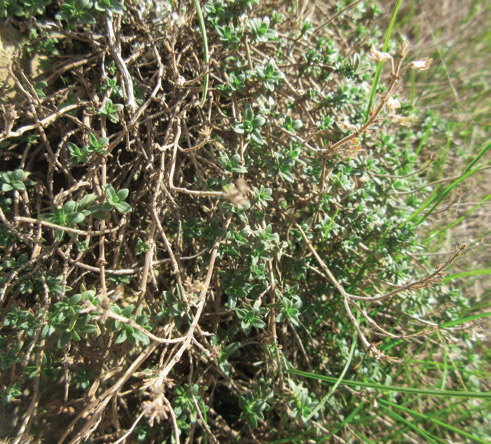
[{"xmin": 398, "ymin": 40, "xmax": 410, "ymax": 57}]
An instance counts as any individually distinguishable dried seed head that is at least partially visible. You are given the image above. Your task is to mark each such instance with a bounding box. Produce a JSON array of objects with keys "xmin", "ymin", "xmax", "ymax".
[
  {"xmin": 141, "ymin": 378, "xmax": 174, "ymax": 426},
  {"xmin": 199, "ymin": 125, "xmax": 212, "ymax": 138},
  {"xmin": 2, "ymin": 103, "xmax": 18, "ymax": 136},
  {"xmin": 398, "ymin": 40, "xmax": 410, "ymax": 57},
  {"xmin": 367, "ymin": 47, "xmax": 393, "ymax": 63},
  {"xmin": 235, "ymin": 177, "xmax": 249, "ymax": 194},
  {"xmin": 184, "ymin": 276, "xmax": 206, "ymax": 294},
  {"xmin": 142, "ymin": 394, "xmax": 170, "ymax": 426},
  {"xmin": 408, "ymin": 58, "xmax": 432, "ymax": 71},
  {"xmin": 223, "ymin": 178, "xmax": 251, "ymax": 209}
]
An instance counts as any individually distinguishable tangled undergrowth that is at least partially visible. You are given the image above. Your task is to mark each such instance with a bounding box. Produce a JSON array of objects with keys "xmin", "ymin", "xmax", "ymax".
[{"xmin": 0, "ymin": 0, "xmax": 488, "ymax": 443}]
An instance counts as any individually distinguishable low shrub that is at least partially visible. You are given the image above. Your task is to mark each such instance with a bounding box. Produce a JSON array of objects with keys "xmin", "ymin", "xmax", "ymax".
[{"xmin": 0, "ymin": 0, "xmax": 488, "ymax": 442}]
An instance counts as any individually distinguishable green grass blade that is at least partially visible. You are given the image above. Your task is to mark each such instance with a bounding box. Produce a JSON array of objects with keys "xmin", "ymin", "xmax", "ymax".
[
  {"xmin": 268, "ymin": 433, "xmax": 313, "ymax": 443},
  {"xmin": 322, "ymin": 207, "xmax": 339, "ymax": 241},
  {"xmin": 305, "ymin": 331, "xmax": 357, "ymax": 422},
  {"xmin": 405, "ymin": 165, "xmax": 485, "ymax": 227},
  {"xmin": 193, "ymin": 0, "xmax": 209, "ymax": 106},
  {"xmin": 424, "ymin": 194, "xmax": 490, "ymax": 245},
  {"xmin": 438, "ymin": 311, "xmax": 491, "ymax": 328},
  {"xmin": 417, "ymin": 165, "xmax": 487, "ymax": 224},
  {"xmin": 403, "ymin": 140, "xmax": 489, "ymax": 226},
  {"xmin": 384, "ymin": 392, "xmax": 482, "ymax": 440},
  {"xmin": 350, "ymin": 431, "xmax": 377, "ymax": 444},
  {"xmin": 415, "ymin": 125, "xmax": 432, "ymax": 158},
  {"xmin": 319, "ymin": 402, "xmax": 366, "ymax": 443},
  {"xmin": 409, "ymin": 359, "xmax": 491, "ymax": 379},
  {"xmin": 436, "ymin": 132, "xmax": 452, "ymax": 180},
  {"xmin": 461, "ymin": 140, "xmax": 490, "ymax": 175},
  {"xmin": 379, "ymin": 398, "xmax": 489, "ymax": 444},
  {"xmin": 364, "ymin": 0, "xmax": 403, "ymax": 122},
  {"xmin": 379, "ymin": 403, "xmax": 442, "ymax": 444},
  {"xmin": 288, "ymin": 368, "xmax": 491, "ymax": 399},
  {"xmin": 461, "ymin": 301, "xmax": 491, "ymax": 316},
  {"xmin": 442, "ymin": 269, "xmax": 491, "ymax": 284},
  {"xmin": 440, "ymin": 344, "xmax": 448, "ymax": 390}
]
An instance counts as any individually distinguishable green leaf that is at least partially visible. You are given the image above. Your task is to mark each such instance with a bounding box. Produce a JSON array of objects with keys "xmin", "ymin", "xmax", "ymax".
[
  {"xmin": 78, "ymin": 194, "xmax": 98, "ymax": 208},
  {"xmin": 90, "ymin": 211, "xmax": 111, "ymax": 221},
  {"xmin": 88, "ymin": 132, "xmax": 98, "ymax": 146},
  {"xmin": 66, "ymin": 212, "xmax": 85, "ymax": 226},
  {"xmin": 64, "ymin": 200, "xmax": 77, "ymax": 213},
  {"xmin": 279, "ymin": 170, "xmax": 294, "ymax": 183},
  {"xmin": 58, "ymin": 331, "xmax": 72, "ymax": 348},
  {"xmin": 379, "ymin": 403, "xmax": 441, "ymax": 444},
  {"xmin": 243, "ymin": 105, "xmax": 254, "ymax": 121},
  {"xmin": 104, "ymin": 184, "xmax": 117, "ymax": 200},
  {"xmin": 80, "ymin": 323, "xmax": 97, "ymax": 334},
  {"xmin": 70, "ymin": 293, "xmax": 82, "ymax": 305},
  {"xmin": 13, "ymin": 169, "xmax": 25, "ymax": 181},
  {"xmin": 132, "ymin": 329, "xmax": 150, "ymax": 345},
  {"xmin": 252, "ymin": 115, "xmax": 265, "ymax": 128},
  {"xmin": 251, "ymin": 318, "xmax": 266, "ymax": 329},
  {"xmin": 117, "ymin": 188, "xmax": 129, "ymax": 200},
  {"xmin": 305, "ymin": 332, "xmax": 357, "ymax": 421},
  {"xmin": 438, "ymin": 312, "xmax": 491, "ymax": 328},
  {"xmin": 192, "ymin": 0, "xmax": 209, "ymax": 106},
  {"xmin": 121, "ymin": 304, "xmax": 134, "ymax": 317},
  {"xmin": 441, "ymin": 269, "xmax": 491, "ymax": 284},
  {"xmin": 250, "ymin": 129, "xmax": 264, "ymax": 145},
  {"xmin": 76, "ymin": 0, "xmax": 92, "ymax": 10},
  {"xmin": 115, "ymin": 330, "xmax": 127, "ymax": 344},
  {"xmin": 41, "ymin": 324, "xmax": 55, "ymax": 338},
  {"xmin": 113, "ymin": 201, "xmax": 132, "ymax": 214},
  {"xmin": 233, "ymin": 122, "xmax": 245, "ymax": 134}
]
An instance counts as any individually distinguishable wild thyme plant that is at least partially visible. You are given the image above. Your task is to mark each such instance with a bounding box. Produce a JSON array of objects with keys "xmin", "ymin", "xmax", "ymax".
[{"xmin": 0, "ymin": 0, "xmax": 488, "ymax": 442}]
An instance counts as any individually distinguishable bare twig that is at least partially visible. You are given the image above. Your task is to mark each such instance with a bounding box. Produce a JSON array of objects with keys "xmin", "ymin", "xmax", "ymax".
[
  {"xmin": 105, "ymin": 16, "xmax": 137, "ymax": 113},
  {"xmin": 15, "ymin": 216, "xmax": 120, "ymax": 236}
]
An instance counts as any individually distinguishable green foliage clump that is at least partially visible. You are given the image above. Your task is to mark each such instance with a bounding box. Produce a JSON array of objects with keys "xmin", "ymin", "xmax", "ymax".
[{"xmin": 0, "ymin": 0, "xmax": 53, "ymax": 19}]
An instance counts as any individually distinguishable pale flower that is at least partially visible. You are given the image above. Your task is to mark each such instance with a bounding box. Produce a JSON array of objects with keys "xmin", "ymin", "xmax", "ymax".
[
  {"xmin": 368, "ymin": 47, "xmax": 393, "ymax": 63},
  {"xmin": 338, "ymin": 121, "xmax": 358, "ymax": 132},
  {"xmin": 391, "ymin": 115, "xmax": 412, "ymax": 126},
  {"xmin": 408, "ymin": 58, "xmax": 432, "ymax": 71},
  {"xmin": 386, "ymin": 97, "xmax": 401, "ymax": 115}
]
